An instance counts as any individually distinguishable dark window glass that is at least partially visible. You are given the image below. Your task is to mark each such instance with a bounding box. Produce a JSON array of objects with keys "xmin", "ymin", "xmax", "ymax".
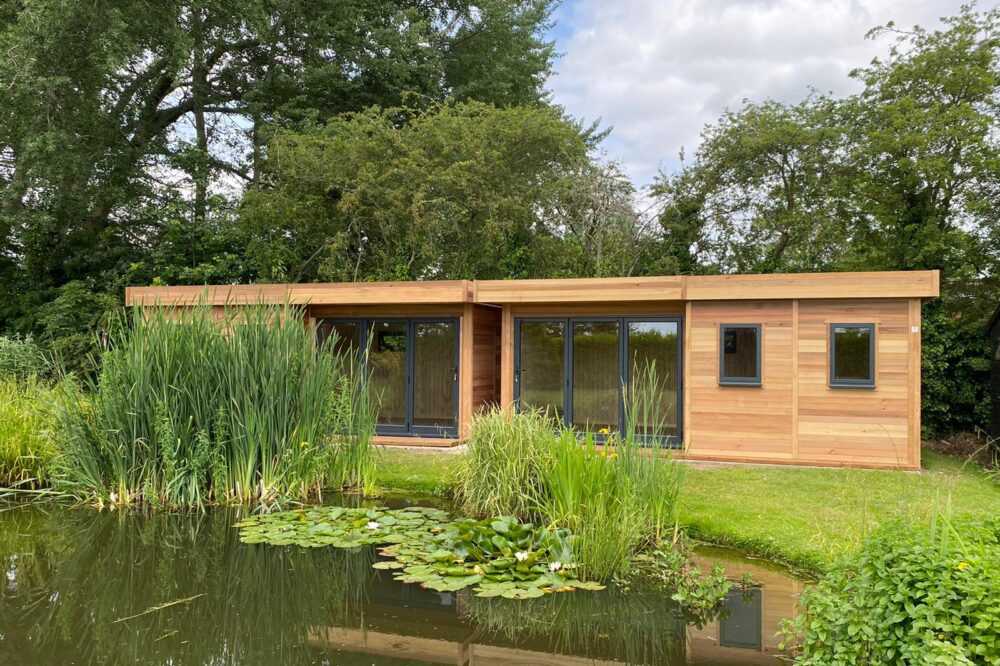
[
  {"xmin": 369, "ymin": 321, "xmax": 408, "ymax": 426},
  {"xmin": 831, "ymin": 324, "xmax": 874, "ymax": 386},
  {"xmin": 319, "ymin": 321, "xmax": 362, "ymax": 358},
  {"xmin": 719, "ymin": 587, "xmax": 763, "ymax": 650},
  {"xmin": 518, "ymin": 322, "xmax": 566, "ymax": 419},
  {"xmin": 628, "ymin": 321, "xmax": 679, "ymax": 438},
  {"xmin": 412, "ymin": 322, "xmax": 457, "ymax": 429},
  {"xmin": 720, "ymin": 325, "xmax": 761, "ymax": 385},
  {"xmin": 572, "ymin": 321, "xmax": 621, "ymax": 432}
]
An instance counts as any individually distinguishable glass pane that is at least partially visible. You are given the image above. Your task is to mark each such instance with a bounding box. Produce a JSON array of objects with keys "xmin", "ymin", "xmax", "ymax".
[
  {"xmin": 412, "ymin": 322, "xmax": 457, "ymax": 430},
  {"xmin": 628, "ymin": 321, "xmax": 679, "ymax": 438},
  {"xmin": 572, "ymin": 321, "xmax": 620, "ymax": 433},
  {"xmin": 369, "ymin": 321, "xmax": 408, "ymax": 426},
  {"xmin": 719, "ymin": 587, "xmax": 763, "ymax": 650},
  {"xmin": 722, "ymin": 326, "xmax": 759, "ymax": 380},
  {"xmin": 319, "ymin": 321, "xmax": 361, "ymax": 358},
  {"xmin": 833, "ymin": 325, "xmax": 872, "ymax": 381},
  {"xmin": 518, "ymin": 322, "xmax": 565, "ymax": 419}
]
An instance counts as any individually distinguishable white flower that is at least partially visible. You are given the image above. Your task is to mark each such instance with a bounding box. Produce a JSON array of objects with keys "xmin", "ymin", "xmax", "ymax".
[
  {"xmin": 366, "ymin": 521, "xmax": 379, "ymax": 530},
  {"xmin": 109, "ymin": 492, "xmax": 119, "ymax": 504},
  {"xmin": 515, "ymin": 551, "xmax": 529, "ymax": 562},
  {"xmin": 548, "ymin": 561, "xmax": 562, "ymax": 572}
]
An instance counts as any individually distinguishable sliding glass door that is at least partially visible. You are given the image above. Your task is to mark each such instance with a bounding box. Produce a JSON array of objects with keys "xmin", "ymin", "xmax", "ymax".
[
  {"xmin": 317, "ymin": 318, "xmax": 459, "ymax": 437},
  {"xmin": 515, "ymin": 317, "xmax": 682, "ymax": 443}
]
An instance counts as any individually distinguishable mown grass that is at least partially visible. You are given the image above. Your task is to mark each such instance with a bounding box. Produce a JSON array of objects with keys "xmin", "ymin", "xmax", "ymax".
[{"xmin": 376, "ymin": 447, "xmax": 1000, "ymax": 574}]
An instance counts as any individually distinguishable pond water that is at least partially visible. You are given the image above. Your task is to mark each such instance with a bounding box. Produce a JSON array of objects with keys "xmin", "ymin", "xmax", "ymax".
[{"xmin": 0, "ymin": 496, "xmax": 803, "ymax": 665}]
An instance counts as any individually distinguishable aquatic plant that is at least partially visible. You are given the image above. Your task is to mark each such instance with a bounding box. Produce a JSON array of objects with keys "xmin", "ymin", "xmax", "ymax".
[
  {"xmin": 0, "ymin": 335, "xmax": 50, "ymax": 381},
  {"xmin": 782, "ymin": 511, "xmax": 1000, "ymax": 664},
  {"xmin": 0, "ymin": 377, "xmax": 60, "ymax": 488},
  {"xmin": 235, "ymin": 506, "xmax": 605, "ymax": 599},
  {"xmin": 457, "ymin": 408, "xmax": 555, "ymax": 517},
  {"xmin": 51, "ymin": 303, "xmax": 376, "ymax": 507}
]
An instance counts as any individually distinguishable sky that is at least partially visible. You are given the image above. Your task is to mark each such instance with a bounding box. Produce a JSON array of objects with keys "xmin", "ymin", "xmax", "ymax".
[{"xmin": 545, "ymin": 0, "xmax": 966, "ymax": 188}]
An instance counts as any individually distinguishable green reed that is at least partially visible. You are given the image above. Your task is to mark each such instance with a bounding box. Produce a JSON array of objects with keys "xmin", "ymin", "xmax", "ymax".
[
  {"xmin": 0, "ymin": 377, "xmax": 60, "ymax": 488},
  {"xmin": 51, "ymin": 303, "xmax": 375, "ymax": 507}
]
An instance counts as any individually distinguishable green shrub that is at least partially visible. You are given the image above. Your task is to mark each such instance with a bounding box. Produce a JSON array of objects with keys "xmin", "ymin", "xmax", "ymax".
[
  {"xmin": 0, "ymin": 336, "xmax": 49, "ymax": 381},
  {"xmin": 0, "ymin": 378, "xmax": 59, "ymax": 488},
  {"xmin": 52, "ymin": 304, "xmax": 375, "ymax": 507},
  {"xmin": 782, "ymin": 513, "xmax": 1000, "ymax": 664},
  {"xmin": 457, "ymin": 408, "xmax": 555, "ymax": 518}
]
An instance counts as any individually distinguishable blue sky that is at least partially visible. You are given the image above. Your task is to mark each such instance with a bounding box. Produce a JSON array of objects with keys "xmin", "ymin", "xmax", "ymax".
[{"xmin": 543, "ymin": 0, "xmax": 964, "ymax": 188}]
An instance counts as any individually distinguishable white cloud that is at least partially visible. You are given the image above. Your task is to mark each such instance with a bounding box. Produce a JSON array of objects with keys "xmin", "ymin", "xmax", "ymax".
[{"xmin": 547, "ymin": 0, "xmax": 964, "ymax": 187}]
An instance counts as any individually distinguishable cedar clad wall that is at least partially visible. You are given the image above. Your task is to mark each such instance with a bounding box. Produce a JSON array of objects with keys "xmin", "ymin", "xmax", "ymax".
[
  {"xmin": 686, "ymin": 298, "xmax": 920, "ymax": 469},
  {"xmin": 472, "ymin": 305, "xmax": 501, "ymax": 414}
]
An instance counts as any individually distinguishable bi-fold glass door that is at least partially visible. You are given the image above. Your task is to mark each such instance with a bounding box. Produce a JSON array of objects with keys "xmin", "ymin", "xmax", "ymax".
[
  {"xmin": 317, "ymin": 318, "xmax": 459, "ymax": 437},
  {"xmin": 514, "ymin": 317, "xmax": 682, "ymax": 444}
]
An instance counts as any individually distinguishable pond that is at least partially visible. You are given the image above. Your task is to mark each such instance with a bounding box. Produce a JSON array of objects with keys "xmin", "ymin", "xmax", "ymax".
[{"xmin": 0, "ymin": 496, "xmax": 803, "ymax": 665}]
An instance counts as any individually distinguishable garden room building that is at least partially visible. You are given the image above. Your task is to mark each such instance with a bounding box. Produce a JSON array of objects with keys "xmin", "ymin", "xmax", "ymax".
[{"xmin": 126, "ymin": 270, "xmax": 939, "ymax": 470}]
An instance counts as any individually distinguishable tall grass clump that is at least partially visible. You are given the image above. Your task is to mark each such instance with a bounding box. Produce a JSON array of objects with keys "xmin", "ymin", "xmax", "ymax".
[
  {"xmin": 539, "ymin": 363, "xmax": 686, "ymax": 580},
  {"xmin": 0, "ymin": 336, "xmax": 50, "ymax": 381},
  {"xmin": 52, "ymin": 303, "xmax": 375, "ymax": 507},
  {"xmin": 457, "ymin": 408, "xmax": 555, "ymax": 517},
  {"xmin": 0, "ymin": 377, "xmax": 60, "ymax": 488},
  {"xmin": 460, "ymin": 363, "xmax": 686, "ymax": 580}
]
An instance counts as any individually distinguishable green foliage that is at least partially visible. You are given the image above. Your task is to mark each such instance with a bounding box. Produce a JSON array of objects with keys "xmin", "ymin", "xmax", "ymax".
[
  {"xmin": 239, "ymin": 100, "xmax": 591, "ymax": 282},
  {"xmin": 459, "ymin": 365, "xmax": 685, "ymax": 580},
  {"xmin": 0, "ymin": 0, "xmax": 558, "ymax": 337},
  {"xmin": 921, "ymin": 301, "xmax": 992, "ymax": 435},
  {"xmin": 782, "ymin": 513, "xmax": 1000, "ymax": 664},
  {"xmin": 37, "ymin": 281, "xmax": 119, "ymax": 377},
  {"xmin": 51, "ymin": 304, "xmax": 375, "ymax": 507},
  {"xmin": 458, "ymin": 408, "xmax": 556, "ymax": 517},
  {"xmin": 0, "ymin": 378, "xmax": 60, "ymax": 488},
  {"xmin": 236, "ymin": 505, "xmax": 604, "ymax": 599},
  {"xmin": 0, "ymin": 336, "xmax": 49, "ymax": 381},
  {"xmin": 634, "ymin": 547, "xmax": 733, "ymax": 625}
]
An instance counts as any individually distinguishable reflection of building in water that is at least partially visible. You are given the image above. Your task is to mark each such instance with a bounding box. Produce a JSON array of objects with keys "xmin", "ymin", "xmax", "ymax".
[
  {"xmin": 687, "ymin": 552, "xmax": 804, "ymax": 665},
  {"xmin": 309, "ymin": 552, "xmax": 803, "ymax": 666}
]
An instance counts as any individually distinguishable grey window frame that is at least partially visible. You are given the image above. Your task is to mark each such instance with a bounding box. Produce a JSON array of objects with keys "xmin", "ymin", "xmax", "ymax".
[
  {"xmin": 316, "ymin": 317, "xmax": 460, "ymax": 437},
  {"xmin": 513, "ymin": 315, "xmax": 684, "ymax": 447},
  {"xmin": 829, "ymin": 322, "xmax": 876, "ymax": 388},
  {"xmin": 718, "ymin": 324, "xmax": 763, "ymax": 387}
]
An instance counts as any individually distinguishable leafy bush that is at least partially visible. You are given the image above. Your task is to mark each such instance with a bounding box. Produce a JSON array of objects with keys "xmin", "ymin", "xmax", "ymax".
[
  {"xmin": 0, "ymin": 336, "xmax": 49, "ymax": 381},
  {"xmin": 782, "ymin": 513, "xmax": 1000, "ymax": 664},
  {"xmin": 52, "ymin": 304, "xmax": 375, "ymax": 507},
  {"xmin": 37, "ymin": 280, "xmax": 119, "ymax": 378},
  {"xmin": 0, "ymin": 378, "xmax": 59, "ymax": 488}
]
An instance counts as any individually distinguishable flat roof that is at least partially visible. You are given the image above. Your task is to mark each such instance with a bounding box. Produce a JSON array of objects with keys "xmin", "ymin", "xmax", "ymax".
[{"xmin": 125, "ymin": 270, "xmax": 940, "ymax": 307}]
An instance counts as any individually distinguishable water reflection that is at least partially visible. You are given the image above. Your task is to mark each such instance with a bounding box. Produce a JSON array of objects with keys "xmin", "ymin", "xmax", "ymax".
[{"xmin": 0, "ymin": 502, "xmax": 800, "ymax": 665}]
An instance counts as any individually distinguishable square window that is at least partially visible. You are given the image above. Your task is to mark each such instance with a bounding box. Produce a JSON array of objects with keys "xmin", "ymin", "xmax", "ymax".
[
  {"xmin": 719, "ymin": 324, "xmax": 762, "ymax": 386},
  {"xmin": 830, "ymin": 323, "xmax": 875, "ymax": 387}
]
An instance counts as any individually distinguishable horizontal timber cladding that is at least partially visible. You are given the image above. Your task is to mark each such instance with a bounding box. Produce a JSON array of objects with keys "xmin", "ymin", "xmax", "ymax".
[
  {"xmin": 684, "ymin": 298, "xmax": 919, "ymax": 469},
  {"xmin": 687, "ymin": 301, "xmax": 796, "ymax": 459},
  {"xmin": 124, "ymin": 270, "xmax": 939, "ymax": 308}
]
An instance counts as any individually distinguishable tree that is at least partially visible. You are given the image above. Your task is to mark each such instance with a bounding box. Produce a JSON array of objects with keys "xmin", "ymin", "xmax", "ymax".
[
  {"xmin": 0, "ymin": 0, "xmax": 558, "ymax": 331},
  {"xmin": 238, "ymin": 100, "xmax": 590, "ymax": 282},
  {"xmin": 652, "ymin": 97, "xmax": 847, "ymax": 274}
]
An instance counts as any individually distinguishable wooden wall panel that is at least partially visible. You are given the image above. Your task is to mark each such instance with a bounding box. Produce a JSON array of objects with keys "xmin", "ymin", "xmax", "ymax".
[
  {"xmin": 687, "ymin": 301, "xmax": 795, "ymax": 460},
  {"xmin": 509, "ymin": 302, "xmax": 685, "ymax": 318},
  {"xmin": 499, "ymin": 305, "xmax": 515, "ymax": 410},
  {"xmin": 472, "ymin": 306, "xmax": 501, "ymax": 414},
  {"xmin": 795, "ymin": 299, "xmax": 914, "ymax": 467}
]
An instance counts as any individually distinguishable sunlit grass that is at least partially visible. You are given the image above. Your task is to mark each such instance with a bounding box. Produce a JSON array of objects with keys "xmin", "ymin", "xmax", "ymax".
[{"xmin": 378, "ymin": 446, "xmax": 1000, "ymax": 573}]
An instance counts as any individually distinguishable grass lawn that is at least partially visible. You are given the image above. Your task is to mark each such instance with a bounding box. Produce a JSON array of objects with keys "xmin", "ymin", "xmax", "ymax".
[{"xmin": 375, "ymin": 446, "xmax": 1000, "ymax": 574}]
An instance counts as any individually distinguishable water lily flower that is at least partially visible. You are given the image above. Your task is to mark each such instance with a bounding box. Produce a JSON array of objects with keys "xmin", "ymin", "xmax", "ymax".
[
  {"xmin": 366, "ymin": 521, "xmax": 379, "ymax": 530},
  {"xmin": 109, "ymin": 491, "xmax": 119, "ymax": 504},
  {"xmin": 548, "ymin": 561, "xmax": 562, "ymax": 572},
  {"xmin": 515, "ymin": 551, "xmax": 529, "ymax": 562}
]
